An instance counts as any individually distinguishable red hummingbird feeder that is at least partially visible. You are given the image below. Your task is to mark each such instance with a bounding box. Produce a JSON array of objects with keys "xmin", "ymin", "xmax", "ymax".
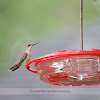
[{"xmin": 26, "ymin": 0, "xmax": 100, "ymax": 86}]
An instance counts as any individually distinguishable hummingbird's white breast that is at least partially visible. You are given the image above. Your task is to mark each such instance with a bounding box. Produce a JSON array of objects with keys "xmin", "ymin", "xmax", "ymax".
[{"xmin": 22, "ymin": 45, "xmax": 33, "ymax": 66}]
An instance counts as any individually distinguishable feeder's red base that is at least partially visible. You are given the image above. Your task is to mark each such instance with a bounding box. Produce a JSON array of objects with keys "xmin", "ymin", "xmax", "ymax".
[
  {"xmin": 41, "ymin": 73, "xmax": 100, "ymax": 86},
  {"xmin": 26, "ymin": 49, "xmax": 100, "ymax": 86}
]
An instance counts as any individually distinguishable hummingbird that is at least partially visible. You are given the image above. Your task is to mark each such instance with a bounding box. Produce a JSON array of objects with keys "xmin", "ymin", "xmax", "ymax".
[{"xmin": 8, "ymin": 43, "xmax": 39, "ymax": 71}]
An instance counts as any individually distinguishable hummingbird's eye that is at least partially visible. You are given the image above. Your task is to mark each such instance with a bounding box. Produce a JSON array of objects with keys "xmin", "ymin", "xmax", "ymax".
[{"xmin": 27, "ymin": 44, "xmax": 30, "ymax": 47}]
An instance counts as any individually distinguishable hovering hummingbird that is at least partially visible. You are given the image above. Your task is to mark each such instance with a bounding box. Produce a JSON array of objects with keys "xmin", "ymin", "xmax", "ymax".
[{"xmin": 8, "ymin": 43, "xmax": 39, "ymax": 71}]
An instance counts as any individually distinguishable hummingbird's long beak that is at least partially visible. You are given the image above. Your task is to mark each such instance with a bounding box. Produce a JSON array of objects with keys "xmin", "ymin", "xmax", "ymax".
[{"xmin": 32, "ymin": 42, "xmax": 40, "ymax": 46}]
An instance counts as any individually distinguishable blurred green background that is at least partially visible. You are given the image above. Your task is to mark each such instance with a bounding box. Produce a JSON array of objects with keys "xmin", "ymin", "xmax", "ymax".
[{"xmin": 0, "ymin": 0, "xmax": 100, "ymax": 84}]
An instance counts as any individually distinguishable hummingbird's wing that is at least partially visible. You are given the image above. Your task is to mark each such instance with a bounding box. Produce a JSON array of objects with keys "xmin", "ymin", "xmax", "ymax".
[{"xmin": 8, "ymin": 53, "xmax": 27, "ymax": 71}]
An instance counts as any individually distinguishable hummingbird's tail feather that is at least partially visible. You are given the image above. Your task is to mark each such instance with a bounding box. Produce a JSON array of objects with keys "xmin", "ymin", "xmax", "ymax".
[
  {"xmin": 8, "ymin": 52, "xmax": 27, "ymax": 71},
  {"xmin": 8, "ymin": 64, "xmax": 21, "ymax": 71}
]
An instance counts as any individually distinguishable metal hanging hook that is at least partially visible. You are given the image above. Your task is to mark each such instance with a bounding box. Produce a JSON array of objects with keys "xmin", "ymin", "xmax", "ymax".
[
  {"xmin": 80, "ymin": 0, "xmax": 83, "ymax": 50},
  {"xmin": 80, "ymin": 0, "xmax": 97, "ymax": 50}
]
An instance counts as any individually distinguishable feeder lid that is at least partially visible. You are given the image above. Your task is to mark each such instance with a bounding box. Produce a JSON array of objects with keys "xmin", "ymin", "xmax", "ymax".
[
  {"xmin": 33, "ymin": 48, "xmax": 100, "ymax": 66},
  {"xmin": 26, "ymin": 49, "xmax": 100, "ymax": 73}
]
